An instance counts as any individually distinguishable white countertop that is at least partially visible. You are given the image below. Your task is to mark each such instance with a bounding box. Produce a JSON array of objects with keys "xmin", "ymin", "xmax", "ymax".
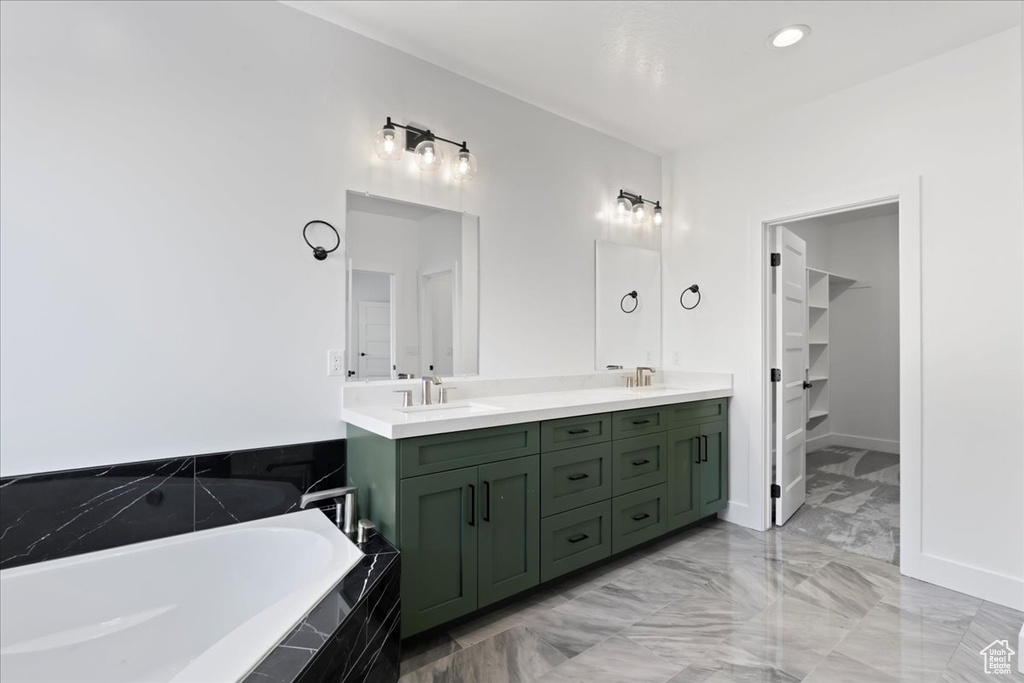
[{"xmin": 341, "ymin": 375, "xmax": 732, "ymax": 439}]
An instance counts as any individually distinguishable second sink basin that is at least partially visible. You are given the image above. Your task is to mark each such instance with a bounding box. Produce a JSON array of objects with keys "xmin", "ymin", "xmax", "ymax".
[{"xmin": 394, "ymin": 401, "xmax": 500, "ymax": 415}]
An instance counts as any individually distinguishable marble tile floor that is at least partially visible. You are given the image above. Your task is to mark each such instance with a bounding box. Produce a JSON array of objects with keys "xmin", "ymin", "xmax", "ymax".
[
  {"xmin": 778, "ymin": 445, "xmax": 901, "ymax": 564},
  {"xmin": 399, "ymin": 519, "xmax": 1023, "ymax": 683}
]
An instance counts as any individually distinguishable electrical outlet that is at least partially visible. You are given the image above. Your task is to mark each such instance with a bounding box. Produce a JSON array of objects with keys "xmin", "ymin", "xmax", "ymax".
[
  {"xmin": 672, "ymin": 350, "xmax": 682, "ymax": 365},
  {"xmin": 327, "ymin": 349, "xmax": 345, "ymax": 376}
]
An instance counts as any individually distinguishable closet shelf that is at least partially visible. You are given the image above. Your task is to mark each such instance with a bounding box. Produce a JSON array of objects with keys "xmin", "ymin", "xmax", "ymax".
[
  {"xmin": 808, "ymin": 410, "xmax": 829, "ymax": 421},
  {"xmin": 809, "ymin": 341, "xmax": 829, "ymax": 346},
  {"xmin": 809, "ymin": 304, "xmax": 828, "ymax": 312}
]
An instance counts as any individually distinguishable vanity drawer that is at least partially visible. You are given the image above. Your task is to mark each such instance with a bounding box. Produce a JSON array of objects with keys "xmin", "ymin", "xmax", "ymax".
[
  {"xmin": 612, "ymin": 484, "xmax": 668, "ymax": 554},
  {"xmin": 612, "ymin": 433, "xmax": 668, "ymax": 496},
  {"xmin": 399, "ymin": 423, "xmax": 540, "ymax": 478},
  {"xmin": 540, "ymin": 500, "xmax": 612, "ymax": 582},
  {"xmin": 661, "ymin": 399, "xmax": 728, "ymax": 429},
  {"xmin": 540, "ymin": 443, "xmax": 612, "ymax": 517},
  {"xmin": 612, "ymin": 407, "xmax": 667, "ymax": 439},
  {"xmin": 541, "ymin": 413, "xmax": 611, "ymax": 452}
]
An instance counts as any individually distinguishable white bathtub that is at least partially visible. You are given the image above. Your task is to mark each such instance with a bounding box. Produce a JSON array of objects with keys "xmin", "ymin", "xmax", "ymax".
[{"xmin": 0, "ymin": 510, "xmax": 364, "ymax": 682}]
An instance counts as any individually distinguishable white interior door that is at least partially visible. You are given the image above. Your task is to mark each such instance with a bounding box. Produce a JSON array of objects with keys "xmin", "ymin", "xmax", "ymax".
[
  {"xmin": 774, "ymin": 226, "xmax": 808, "ymax": 525},
  {"xmin": 357, "ymin": 301, "xmax": 392, "ymax": 379}
]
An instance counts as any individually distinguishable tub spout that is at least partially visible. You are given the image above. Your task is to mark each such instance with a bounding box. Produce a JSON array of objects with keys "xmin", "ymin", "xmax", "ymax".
[{"xmin": 299, "ymin": 487, "xmax": 358, "ymax": 535}]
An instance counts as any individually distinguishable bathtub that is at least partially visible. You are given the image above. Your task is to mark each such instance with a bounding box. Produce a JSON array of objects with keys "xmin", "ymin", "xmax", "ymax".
[{"xmin": 0, "ymin": 509, "xmax": 364, "ymax": 682}]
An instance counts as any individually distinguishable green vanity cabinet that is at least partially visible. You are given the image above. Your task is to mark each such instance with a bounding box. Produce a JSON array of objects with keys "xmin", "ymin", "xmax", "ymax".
[
  {"xmin": 399, "ymin": 467, "xmax": 478, "ymax": 636},
  {"xmin": 477, "ymin": 456, "xmax": 540, "ymax": 608},
  {"xmin": 666, "ymin": 426, "xmax": 701, "ymax": 530},
  {"xmin": 698, "ymin": 420, "xmax": 729, "ymax": 516},
  {"xmin": 399, "ymin": 455, "xmax": 540, "ymax": 635},
  {"xmin": 346, "ymin": 397, "xmax": 729, "ymax": 639}
]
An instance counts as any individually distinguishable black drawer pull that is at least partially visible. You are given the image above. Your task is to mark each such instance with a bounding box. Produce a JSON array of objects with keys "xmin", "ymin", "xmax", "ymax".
[
  {"xmin": 567, "ymin": 533, "xmax": 589, "ymax": 544},
  {"xmin": 695, "ymin": 436, "xmax": 702, "ymax": 464},
  {"xmin": 467, "ymin": 484, "xmax": 475, "ymax": 526},
  {"xmin": 702, "ymin": 435, "xmax": 709, "ymax": 463},
  {"xmin": 632, "ymin": 419, "xmax": 651, "ymax": 425},
  {"xmin": 631, "ymin": 512, "xmax": 651, "ymax": 521},
  {"xmin": 631, "ymin": 458, "xmax": 650, "ymax": 466},
  {"xmin": 567, "ymin": 428, "xmax": 590, "ymax": 435},
  {"xmin": 567, "ymin": 472, "xmax": 590, "ymax": 481}
]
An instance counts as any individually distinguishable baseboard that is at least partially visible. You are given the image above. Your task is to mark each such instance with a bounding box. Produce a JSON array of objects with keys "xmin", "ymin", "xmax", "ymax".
[
  {"xmin": 830, "ymin": 432, "xmax": 900, "ymax": 455},
  {"xmin": 806, "ymin": 433, "xmax": 833, "ymax": 451},
  {"xmin": 905, "ymin": 551, "xmax": 1024, "ymax": 612}
]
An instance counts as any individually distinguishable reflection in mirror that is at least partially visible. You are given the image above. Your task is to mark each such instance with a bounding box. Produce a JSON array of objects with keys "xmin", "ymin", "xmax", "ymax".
[
  {"xmin": 346, "ymin": 192, "xmax": 479, "ymax": 381},
  {"xmin": 595, "ymin": 241, "xmax": 662, "ymax": 370}
]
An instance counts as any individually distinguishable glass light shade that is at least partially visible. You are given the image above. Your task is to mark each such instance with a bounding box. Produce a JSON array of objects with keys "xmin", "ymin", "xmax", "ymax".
[
  {"xmin": 414, "ymin": 139, "xmax": 443, "ymax": 171},
  {"xmin": 452, "ymin": 149, "xmax": 477, "ymax": 181},
  {"xmin": 615, "ymin": 195, "xmax": 633, "ymax": 218},
  {"xmin": 653, "ymin": 205, "xmax": 664, "ymax": 227},
  {"xmin": 374, "ymin": 126, "xmax": 403, "ymax": 161},
  {"xmin": 632, "ymin": 201, "xmax": 647, "ymax": 224}
]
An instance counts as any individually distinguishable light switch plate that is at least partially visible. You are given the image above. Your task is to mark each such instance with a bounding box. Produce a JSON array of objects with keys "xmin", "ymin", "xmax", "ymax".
[{"xmin": 327, "ymin": 349, "xmax": 345, "ymax": 376}]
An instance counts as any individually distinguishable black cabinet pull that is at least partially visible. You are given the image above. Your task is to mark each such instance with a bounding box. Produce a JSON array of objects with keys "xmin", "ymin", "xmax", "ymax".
[
  {"xmin": 631, "ymin": 512, "xmax": 651, "ymax": 521},
  {"xmin": 695, "ymin": 437, "xmax": 701, "ymax": 464},
  {"xmin": 567, "ymin": 472, "xmax": 590, "ymax": 481},
  {"xmin": 567, "ymin": 428, "xmax": 590, "ymax": 435},
  {"xmin": 567, "ymin": 533, "xmax": 589, "ymax": 544},
  {"xmin": 631, "ymin": 458, "xmax": 650, "ymax": 466},
  {"xmin": 702, "ymin": 436, "xmax": 709, "ymax": 463},
  {"xmin": 467, "ymin": 484, "xmax": 475, "ymax": 526},
  {"xmin": 483, "ymin": 480, "xmax": 490, "ymax": 522},
  {"xmin": 632, "ymin": 419, "xmax": 651, "ymax": 425}
]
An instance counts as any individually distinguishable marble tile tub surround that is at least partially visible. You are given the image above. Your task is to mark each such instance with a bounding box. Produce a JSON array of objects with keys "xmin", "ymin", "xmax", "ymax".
[
  {"xmin": 398, "ymin": 519, "xmax": 1024, "ymax": 683},
  {"xmin": 341, "ymin": 370, "xmax": 733, "ymax": 439},
  {"xmin": 0, "ymin": 438, "xmax": 346, "ymax": 569},
  {"xmin": 245, "ymin": 529, "xmax": 400, "ymax": 683}
]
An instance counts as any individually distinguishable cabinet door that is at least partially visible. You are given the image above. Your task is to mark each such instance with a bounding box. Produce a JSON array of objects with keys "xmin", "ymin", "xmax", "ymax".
[
  {"xmin": 666, "ymin": 426, "xmax": 701, "ymax": 530},
  {"xmin": 699, "ymin": 420, "xmax": 729, "ymax": 517},
  {"xmin": 399, "ymin": 468, "xmax": 478, "ymax": 637},
  {"xmin": 478, "ymin": 455, "xmax": 540, "ymax": 607}
]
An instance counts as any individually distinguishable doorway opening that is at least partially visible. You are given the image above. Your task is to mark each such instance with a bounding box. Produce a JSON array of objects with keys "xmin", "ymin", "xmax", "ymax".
[
  {"xmin": 767, "ymin": 198, "xmax": 908, "ymax": 565},
  {"xmin": 419, "ymin": 268, "xmax": 456, "ymax": 377},
  {"xmin": 349, "ymin": 269, "xmax": 395, "ymax": 380}
]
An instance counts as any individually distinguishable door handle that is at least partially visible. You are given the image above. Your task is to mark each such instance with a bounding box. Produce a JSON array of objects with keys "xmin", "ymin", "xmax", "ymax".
[
  {"xmin": 467, "ymin": 484, "xmax": 475, "ymax": 526},
  {"xmin": 695, "ymin": 437, "xmax": 701, "ymax": 464},
  {"xmin": 567, "ymin": 428, "xmax": 590, "ymax": 435},
  {"xmin": 483, "ymin": 480, "xmax": 490, "ymax": 522},
  {"xmin": 631, "ymin": 512, "xmax": 651, "ymax": 521},
  {"xmin": 802, "ymin": 380, "xmax": 813, "ymax": 389},
  {"xmin": 567, "ymin": 533, "xmax": 589, "ymax": 544},
  {"xmin": 702, "ymin": 436, "xmax": 709, "ymax": 462},
  {"xmin": 567, "ymin": 472, "xmax": 589, "ymax": 481},
  {"xmin": 632, "ymin": 419, "xmax": 651, "ymax": 425},
  {"xmin": 360, "ymin": 352, "xmax": 367, "ymax": 357},
  {"xmin": 631, "ymin": 458, "xmax": 651, "ymax": 466}
]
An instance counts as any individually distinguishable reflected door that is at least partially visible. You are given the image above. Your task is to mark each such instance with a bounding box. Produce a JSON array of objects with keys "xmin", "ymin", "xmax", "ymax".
[{"xmin": 357, "ymin": 300, "xmax": 392, "ymax": 379}]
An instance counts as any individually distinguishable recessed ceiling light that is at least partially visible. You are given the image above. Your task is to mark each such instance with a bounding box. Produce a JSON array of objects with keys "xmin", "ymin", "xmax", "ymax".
[{"xmin": 768, "ymin": 24, "xmax": 810, "ymax": 48}]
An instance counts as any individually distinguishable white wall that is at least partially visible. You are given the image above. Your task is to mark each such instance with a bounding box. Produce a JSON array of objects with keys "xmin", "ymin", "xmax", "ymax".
[
  {"xmin": 787, "ymin": 212, "xmax": 901, "ymax": 452},
  {"xmin": 663, "ymin": 30, "xmax": 1024, "ymax": 607},
  {"xmin": 0, "ymin": 0, "xmax": 660, "ymax": 476}
]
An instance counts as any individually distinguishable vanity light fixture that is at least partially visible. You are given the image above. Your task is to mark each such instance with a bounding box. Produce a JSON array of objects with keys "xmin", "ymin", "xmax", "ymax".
[
  {"xmin": 373, "ymin": 117, "xmax": 477, "ymax": 180},
  {"xmin": 768, "ymin": 24, "xmax": 810, "ymax": 48},
  {"xmin": 615, "ymin": 190, "xmax": 665, "ymax": 227}
]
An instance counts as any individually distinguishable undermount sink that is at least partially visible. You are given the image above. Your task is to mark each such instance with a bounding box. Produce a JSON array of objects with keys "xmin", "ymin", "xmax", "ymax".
[{"xmin": 394, "ymin": 401, "xmax": 500, "ymax": 415}]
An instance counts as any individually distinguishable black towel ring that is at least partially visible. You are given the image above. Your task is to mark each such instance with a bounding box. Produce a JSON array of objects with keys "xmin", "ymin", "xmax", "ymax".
[
  {"xmin": 303, "ymin": 220, "xmax": 341, "ymax": 261},
  {"xmin": 620, "ymin": 290, "xmax": 638, "ymax": 314},
  {"xmin": 680, "ymin": 284, "xmax": 701, "ymax": 310}
]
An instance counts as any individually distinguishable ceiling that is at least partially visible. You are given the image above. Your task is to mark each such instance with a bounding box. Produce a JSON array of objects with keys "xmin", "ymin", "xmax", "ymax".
[{"xmin": 282, "ymin": 1, "xmax": 1019, "ymax": 153}]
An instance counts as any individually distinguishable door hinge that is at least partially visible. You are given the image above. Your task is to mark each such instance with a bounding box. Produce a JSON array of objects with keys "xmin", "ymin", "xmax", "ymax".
[
  {"xmin": 771, "ymin": 484, "xmax": 781, "ymax": 498},
  {"xmin": 770, "ymin": 368, "xmax": 781, "ymax": 382},
  {"xmin": 770, "ymin": 252, "xmax": 781, "ymax": 267}
]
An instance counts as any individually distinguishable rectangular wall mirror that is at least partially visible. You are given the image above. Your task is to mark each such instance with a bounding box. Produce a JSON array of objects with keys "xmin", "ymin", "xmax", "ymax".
[
  {"xmin": 345, "ymin": 192, "xmax": 479, "ymax": 381},
  {"xmin": 595, "ymin": 241, "xmax": 662, "ymax": 370}
]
